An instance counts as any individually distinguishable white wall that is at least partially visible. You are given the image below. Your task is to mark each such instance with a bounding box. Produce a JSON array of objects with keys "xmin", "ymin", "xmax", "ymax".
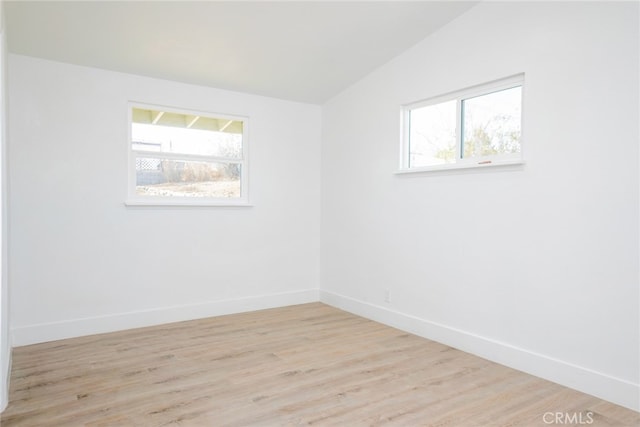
[
  {"xmin": 321, "ymin": 1, "xmax": 639, "ymax": 411},
  {"xmin": 0, "ymin": 0, "xmax": 9, "ymax": 412},
  {"xmin": 8, "ymin": 54, "xmax": 321, "ymax": 345}
]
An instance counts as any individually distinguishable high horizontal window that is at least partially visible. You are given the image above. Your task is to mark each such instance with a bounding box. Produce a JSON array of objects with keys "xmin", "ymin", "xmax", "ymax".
[
  {"xmin": 127, "ymin": 104, "xmax": 249, "ymax": 206},
  {"xmin": 400, "ymin": 74, "xmax": 524, "ymax": 172}
]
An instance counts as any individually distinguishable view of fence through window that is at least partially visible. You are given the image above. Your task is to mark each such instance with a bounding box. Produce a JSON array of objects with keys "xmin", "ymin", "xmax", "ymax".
[{"xmin": 131, "ymin": 107, "xmax": 245, "ymax": 199}]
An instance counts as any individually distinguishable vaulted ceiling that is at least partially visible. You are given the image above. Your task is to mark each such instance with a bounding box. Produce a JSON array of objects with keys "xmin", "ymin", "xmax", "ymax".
[{"xmin": 5, "ymin": 1, "xmax": 478, "ymax": 104}]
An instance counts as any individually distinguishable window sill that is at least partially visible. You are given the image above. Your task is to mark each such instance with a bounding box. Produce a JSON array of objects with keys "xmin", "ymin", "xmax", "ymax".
[
  {"xmin": 125, "ymin": 199, "xmax": 253, "ymax": 207},
  {"xmin": 395, "ymin": 159, "xmax": 525, "ymax": 175}
]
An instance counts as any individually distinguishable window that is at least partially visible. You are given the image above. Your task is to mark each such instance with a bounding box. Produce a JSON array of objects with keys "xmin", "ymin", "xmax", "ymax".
[
  {"xmin": 127, "ymin": 104, "xmax": 249, "ymax": 206},
  {"xmin": 400, "ymin": 74, "xmax": 523, "ymax": 172}
]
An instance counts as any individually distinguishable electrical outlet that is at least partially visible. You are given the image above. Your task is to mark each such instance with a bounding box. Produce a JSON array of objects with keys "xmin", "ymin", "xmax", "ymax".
[{"xmin": 384, "ymin": 289, "xmax": 391, "ymax": 303}]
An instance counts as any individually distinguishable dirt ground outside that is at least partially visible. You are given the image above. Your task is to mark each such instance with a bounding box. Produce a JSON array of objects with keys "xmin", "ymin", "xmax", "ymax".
[{"xmin": 136, "ymin": 180, "xmax": 240, "ymax": 198}]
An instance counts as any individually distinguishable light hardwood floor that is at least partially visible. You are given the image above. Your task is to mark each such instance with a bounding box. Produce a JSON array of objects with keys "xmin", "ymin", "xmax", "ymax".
[{"xmin": 1, "ymin": 303, "xmax": 638, "ymax": 426}]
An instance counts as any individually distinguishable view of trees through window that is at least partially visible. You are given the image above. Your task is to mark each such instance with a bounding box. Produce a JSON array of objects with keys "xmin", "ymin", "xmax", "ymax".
[
  {"xmin": 462, "ymin": 86, "xmax": 522, "ymax": 160},
  {"xmin": 408, "ymin": 84, "xmax": 522, "ymax": 168}
]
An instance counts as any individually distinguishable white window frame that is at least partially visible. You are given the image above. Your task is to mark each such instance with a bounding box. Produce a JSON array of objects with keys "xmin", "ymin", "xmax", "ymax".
[
  {"xmin": 398, "ymin": 74, "xmax": 525, "ymax": 174},
  {"xmin": 125, "ymin": 102, "xmax": 250, "ymax": 207}
]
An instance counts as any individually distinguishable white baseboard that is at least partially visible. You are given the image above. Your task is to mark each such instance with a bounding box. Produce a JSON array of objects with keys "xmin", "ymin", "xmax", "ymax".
[
  {"xmin": 320, "ymin": 290, "xmax": 640, "ymax": 412},
  {"xmin": 12, "ymin": 289, "xmax": 320, "ymax": 347},
  {"xmin": 0, "ymin": 338, "xmax": 10, "ymax": 413}
]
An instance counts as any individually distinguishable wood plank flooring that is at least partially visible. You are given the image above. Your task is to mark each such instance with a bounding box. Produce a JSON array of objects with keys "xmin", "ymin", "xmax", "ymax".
[{"xmin": 1, "ymin": 303, "xmax": 638, "ymax": 426}]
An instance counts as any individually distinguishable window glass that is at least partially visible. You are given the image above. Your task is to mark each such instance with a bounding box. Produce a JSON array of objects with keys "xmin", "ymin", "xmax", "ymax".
[
  {"xmin": 129, "ymin": 105, "xmax": 248, "ymax": 204},
  {"xmin": 462, "ymin": 86, "xmax": 522, "ymax": 160},
  {"xmin": 135, "ymin": 158, "xmax": 241, "ymax": 198},
  {"xmin": 132, "ymin": 121, "xmax": 242, "ymax": 159},
  {"xmin": 409, "ymin": 100, "xmax": 457, "ymax": 167}
]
